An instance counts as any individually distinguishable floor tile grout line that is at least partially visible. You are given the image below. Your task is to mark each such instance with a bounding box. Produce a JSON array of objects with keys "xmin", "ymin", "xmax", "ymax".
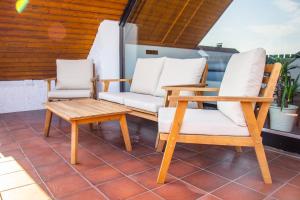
[
  {"xmin": 27, "ymin": 125, "xmax": 112, "ymax": 200},
  {"xmin": 67, "ymin": 121, "xmax": 300, "ymax": 183},
  {"xmin": 265, "ymin": 146, "xmax": 300, "ymax": 159},
  {"xmin": 16, "ymin": 138, "xmax": 57, "ymax": 200},
  {"xmin": 67, "ymin": 126, "xmax": 197, "ymax": 198},
  {"xmin": 227, "ymin": 164, "xmax": 300, "ymax": 198},
  {"xmin": 0, "ymin": 167, "xmax": 32, "ymax": 177},
  {"xmin": 177, "ymin": 161, "xmax": 269, "ymax": 198},
  {"xmin": 2, "ymin": 115, "xmax": 300, "ymax": 200},
  {"xmin": 0, "ymin": 182, "xmax": 39, "ymax": 194},
  {"xmin": 39, "ymin": 126, "xmax": 157, "ymax": 199},
  {"xmin": 125, "ymin": 190, "xmax": 165, "ymax": 200},
  {"xmin": 199, "ymin": 193, "xmax": 223, "ymax": 200},
  {"xmin": 56, "ymin": 126, "xmax": 155, "ymax": 177},
  {"xmin": 156, "ymin": 142, "xmax": 297, "ymax": 198},
  {"xmin": 263, "ymin": 171, "xmax": 300, "ymax": 199},
  {"xmin": 1, "ymin": 119, "xmax": 56, "ymax": 198},
  {"xmin": 288, "ymin": 174, "xmax": 300, "ymax": 189},
  {"xmin": 71, "ymin": 142, "xmax": 158, "ymax": 198}
]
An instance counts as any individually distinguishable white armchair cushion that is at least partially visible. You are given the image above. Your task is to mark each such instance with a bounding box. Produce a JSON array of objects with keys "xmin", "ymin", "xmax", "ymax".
[
  {"xmin": 124, "ymin": 94, "xmax": 164, "ymax": 113},
  {"xmin": 48, "ymin": 90, "xmax": 91, "ymax": 99},
  {"xmin": 153, "ymin": 58, "xmax": 206, "ymax": 97},
  {"xmin": 158, "ymin": 108, "xmax": 249, "ymax": 136},
  {"xmin": 56, "ymin": 59, "xmax": 93, "ymax": 90},
  {"xmin": 217, "ymin": 48, "xmax": 266, "ymax": 126},
  {"xmin": 130, "ymin": 57, "xmax": 165, "ymax": 95}
]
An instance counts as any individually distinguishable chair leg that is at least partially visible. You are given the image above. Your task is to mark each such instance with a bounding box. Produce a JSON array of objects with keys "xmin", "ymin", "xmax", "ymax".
[
  {"xmin": 254, "ymin": 142, "xmax": 272, "ymax": 184},
  {"xmin": 155, "ymin": 133, "xmax": 165, "ymax": 152},
  {"xmin": 235, "ymin": 146, "xmax": 243, "ymax": 153},
  {"xmin": 156, "ymin": 140, "xmax": 166, "ymax": 152},
  {"xmin": 157, "ymin": 137, "xmax": 177, "ymax": 184}
]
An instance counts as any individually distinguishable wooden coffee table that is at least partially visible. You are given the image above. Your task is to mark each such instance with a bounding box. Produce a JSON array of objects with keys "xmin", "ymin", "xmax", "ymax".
[{"xmin": 44, "ymin": 99, "xmax": 132, "ymax": 164}]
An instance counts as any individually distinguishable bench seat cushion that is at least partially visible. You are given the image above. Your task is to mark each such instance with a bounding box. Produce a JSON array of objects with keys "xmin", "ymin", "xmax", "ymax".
[
  {"xmin": 158, "ymin": 108, "xmax": 249, "ymax": 136},
  {"xmin": 98, "ymin": 92, "xmax": 132, "ymax": 104},
  {"xmin": 98, "ymin": 92, "xmax": 164, "ymax": 113},
  {"xmin": 48, "ymin": 90, "xmax": 91, "ymax": 99},
  {"xmin": 124, "ymin": 94, "xmax": 164, "ymax": 113}
]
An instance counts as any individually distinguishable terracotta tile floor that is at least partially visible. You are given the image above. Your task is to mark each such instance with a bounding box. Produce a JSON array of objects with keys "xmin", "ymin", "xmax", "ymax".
[{"xmin": 0, "ymin": 110, "xmax": 300, "ymax": 200}]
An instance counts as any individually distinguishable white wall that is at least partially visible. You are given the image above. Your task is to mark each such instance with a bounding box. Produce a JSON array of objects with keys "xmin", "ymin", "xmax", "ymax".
[
  {"xmin": 0, "ymin": 20, "xmax": 120, "ymax": 114},
  {"xmin": 88, "ymin": 20, "xmax": 120, "ymax": 92},
  {"xmin": 0, "ymin": 80, "xmax": 49, "ymax": 113}
]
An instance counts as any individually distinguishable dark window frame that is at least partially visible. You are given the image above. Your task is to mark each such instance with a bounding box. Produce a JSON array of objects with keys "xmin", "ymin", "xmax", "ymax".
[{"xmin": 119, "ymin": 0, "xmax": 137, "ymax": 92}]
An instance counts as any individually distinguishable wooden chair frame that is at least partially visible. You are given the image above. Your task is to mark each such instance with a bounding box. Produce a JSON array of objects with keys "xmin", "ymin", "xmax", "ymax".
[
  {"xmin": 45, "ymin": 64, "xmax": 98, "ymax": 102},
  {"xmin": 156, "ymin": 63, "xmax": 282, "ymax": 184},
  {"xmin": 100, "ymin": 64, "xmax": 209, "ymax": 122}
]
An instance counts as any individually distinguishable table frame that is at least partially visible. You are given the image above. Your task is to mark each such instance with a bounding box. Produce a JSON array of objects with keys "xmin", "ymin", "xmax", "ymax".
[{"xmin": 44, "ymin": 109, "xmax": 132, "ymax": 164}]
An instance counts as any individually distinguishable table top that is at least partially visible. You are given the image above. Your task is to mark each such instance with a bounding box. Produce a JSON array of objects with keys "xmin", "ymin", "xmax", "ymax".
[{"xmin": 45, "ymin": 99, "xmax": 131, "ymax": 121}]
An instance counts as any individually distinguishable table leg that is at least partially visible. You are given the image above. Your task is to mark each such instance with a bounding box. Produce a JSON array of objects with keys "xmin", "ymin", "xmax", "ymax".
[
  {"xmin": 71, "ymin": 122, "xmax": 78, "ymax": 164},
  {"xmin": 44, "ymin": 110, "xmax": 52, "ymax": 137},
  {"xmin": 119, "ymin": 115, "xmax": 132, "ymax": 151}
]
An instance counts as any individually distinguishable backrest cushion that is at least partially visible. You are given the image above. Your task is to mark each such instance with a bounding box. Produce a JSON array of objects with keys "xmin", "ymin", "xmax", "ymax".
[
  {"xmin": 130, "ymin": 57, "xmax": 165, "ymax": 95},
  {"xmin": 153, "ymin": 58, "xmax": 207, "ymax": 96},
  {"xmin": 217, "ymin": 48, "xmax": 266, "ymax": 126},
  {"xmin": 56, "ymin": 59, "xmax": 93, "ymax": 90}
]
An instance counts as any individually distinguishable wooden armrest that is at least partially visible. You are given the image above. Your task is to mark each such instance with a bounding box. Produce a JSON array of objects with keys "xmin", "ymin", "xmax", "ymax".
[
  {"xmin": 91, "ymin": 76, "xmax": 99, "ymax": 82},
  {"xmin": 163, "ymin": 83, "xmax": 206, "ymax": 89},
  {"xmin": 163, "ymin": 85, "xmax": 218, "ymax": 92},
  {"xmin": 100, "ymin": 79, "xmax": 132, "ymax": 83},
  {"xmin": 169, "ymin": 96, "xmax": 273, "ymax": 103},
  {"xmin": 44, "ymin": 77, "xmax": 56, "ymax": 81},
  {"xmin": 101, "ymin": 79, "xmax": 132, "ymax": 92},
  {"xmin": 44, "ymin": 78, "xmax": 56, "ymax": 93}
]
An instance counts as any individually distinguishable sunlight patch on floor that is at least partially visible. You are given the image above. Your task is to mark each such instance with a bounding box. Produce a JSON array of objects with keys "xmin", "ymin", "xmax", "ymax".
[{"xmin": 0, "ymin": 156, "xmax": 51, "ymax": 200}]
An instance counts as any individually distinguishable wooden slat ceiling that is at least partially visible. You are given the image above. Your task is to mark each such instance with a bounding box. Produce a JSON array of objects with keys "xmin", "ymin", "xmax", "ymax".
[
  {"xmin": 127, "ymin": 0, "xmax": 232, "ymax": 49},
  {"xmin": 0, "ymin": 0, "xmax": 127, "ymax": 80},
  {"xmin": 0, "ymin": 0, "xmax": 232, "ymax": 80}
]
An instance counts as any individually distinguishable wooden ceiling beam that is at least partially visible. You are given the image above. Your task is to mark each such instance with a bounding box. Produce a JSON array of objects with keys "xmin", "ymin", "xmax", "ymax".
[
  {"xmin": 127, "ymin": 0, "xmax": 232, "ymax": 49},
  {"xmin": 161, "ymin": 0, "xmax": 190, "ymax": 44},
  {"xmin": 173, "ymin": 0, "xmax": 204, "ymax": 46}
]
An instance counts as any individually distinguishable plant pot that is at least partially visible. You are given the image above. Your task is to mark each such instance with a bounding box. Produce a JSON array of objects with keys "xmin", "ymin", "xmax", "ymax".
[{"xmin": 269, "ymin": 104, "xmax": 298, "ymax": 132}]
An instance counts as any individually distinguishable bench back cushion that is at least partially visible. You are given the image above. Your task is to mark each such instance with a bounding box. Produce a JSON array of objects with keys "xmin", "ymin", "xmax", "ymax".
[
  {"xmin": 217, "ymin": 48, "xmax": 266, "ymax": 126},
  {"xmin": 56, "ymin": 59, "xmax": 93, "ymax": 90},
  {"xmin": 153, "ymin": 58, "xmax": 207, "ymax": 97},
  {"xmin": 130, "ymin": 57, "xmax": 165, "ymax": 95}
]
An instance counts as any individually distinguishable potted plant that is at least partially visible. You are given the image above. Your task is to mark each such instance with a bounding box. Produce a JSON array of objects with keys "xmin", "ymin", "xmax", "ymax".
[{"xmin": 269, "ymin": 55, "xmax": 300, "ymax": 132}]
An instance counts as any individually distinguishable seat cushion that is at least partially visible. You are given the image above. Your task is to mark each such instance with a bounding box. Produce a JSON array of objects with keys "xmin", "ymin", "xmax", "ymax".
[
  {"xmin": 130, "ymin": 57, "xmax": 165, "ymax": 95},
  {"xmin": 98, "ymin": 92, "xmax": 132, "ymax": 104},
  {"xmin": 217, "ymin": 48, "xmax": 266, "ymax": 126},
  {"xmin": 124, "ymin": 94, "xmax": 164, "ymax": 113},
  {"xmin": 158, "ymin": 108, "xmax": 249, "ymax": 136},
  {"xmin": 48, "ymin": 90, "xmax": 91, "ymax": 99},
  {"xmin": 153, "ymin": 58, "xmax": 206, "ymax": 97},
  {"xmin": 56, "ymin": 59, "xmax": 93, "ymax": 90}
]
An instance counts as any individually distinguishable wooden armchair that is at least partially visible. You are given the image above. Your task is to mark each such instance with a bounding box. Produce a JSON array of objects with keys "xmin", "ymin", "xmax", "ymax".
[
  {"xmin": 156, "ymin": 48, "xmax": 281, "ymax": 184},
  {"xmin": 45, "ymin": 59, "xmax": 98, "ymax": 101}
]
